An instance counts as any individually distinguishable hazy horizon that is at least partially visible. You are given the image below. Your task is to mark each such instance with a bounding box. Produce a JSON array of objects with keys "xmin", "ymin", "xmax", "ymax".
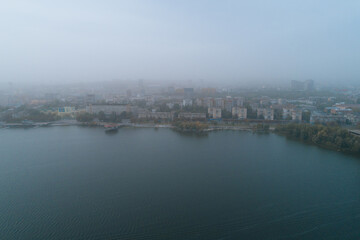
[{"xmin": 1, "ymin": 0, "xmax": 360, "ymax": 85}]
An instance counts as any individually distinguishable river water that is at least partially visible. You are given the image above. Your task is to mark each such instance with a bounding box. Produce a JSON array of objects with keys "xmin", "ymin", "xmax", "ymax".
[{"xmin": 0, "ymin": 127, "xmax": 359, "ymax": 239}]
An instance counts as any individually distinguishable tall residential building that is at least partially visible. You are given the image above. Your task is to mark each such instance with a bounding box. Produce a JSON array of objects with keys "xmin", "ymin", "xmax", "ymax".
[
  {"xmin": 283, "ymin": 107, "xmax": 302, "ymax": 121},
  {"xmin": 208, "ymin": 108, "xmax": 222, "ymax": 119},
  {"xmin": 225, "ymin": 98, "xmax": 234, "ymax": 112},
  {"xmin": 234, "ymin": 97, "xmax": 244, "ymax": 107},
  {"xmin": 215, "ymin": 98, "xmax": 225, "ymax": 109},
  {"xmin": 282, "ymin": 107, "xmax": 293, "ymax": 120},
  {"xmin": 291, "ymin": 80, "xmax": 304, "ymax": 91},
  {"xmin": 291, "ymin": 80, "xmax": 315, "ymax": 91},
  {"xmin": 195, "ymin": 98, "xmax": 203, "ymax": 107},
  {"xmin": 203, "ymin": 97, "xmax": 214, "ymax": 108},
  {"xmin": 167, "ymin": 86, "xmax": 175, "ymax": 94},
  {"xmin": 184, "ymin": 88, "xmax": 194, "ymax": 98},
  {"xmin": 257, "ymin": 108, "xmax": 274, "ymax": 120},
  {"xmin": 232, "ymin": 107, "xmax": 247, "ymax": 119},
  {"xmin": 291, "ymin": 110, "xmax": 302, "ymax": 122},
  {"xmin": 201, "ymin": 88, "xmax": 216, "ymax": 95},
  {"xmin": 304, "ymin": 80, "xmax": 314, "ymax": 91}
]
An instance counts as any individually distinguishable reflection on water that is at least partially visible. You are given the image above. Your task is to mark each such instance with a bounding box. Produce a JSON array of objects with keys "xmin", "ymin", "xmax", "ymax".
[{"xmin": 0, "ymin": 127, "xmax": 359, "ymax": 239}]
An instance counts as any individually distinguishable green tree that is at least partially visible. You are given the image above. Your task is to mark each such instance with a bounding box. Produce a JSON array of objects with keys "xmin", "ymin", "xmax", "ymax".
[
  {"xmin": 274, "ymin": 109, "xmax": 283, "ymax": 120},
  {"xmin": 76, "ymin": 112, "xmax": 94, "ymax": 122},
  {"xmin": 221, "ymin": 110, "xmax": 232, "ymax": 119},
  {"xmin": 109, "ymin": 112, "xmax": 117, "ymax": 122},
  {"xmin": 302, "ymin": 111, "xmax": 311, "ymax": 122},
  {"xmin": 275, "ymin": 123, "xmax": 360, "ymax": 155},
  {"xmin": 98, "ymin": 111, "xmax": 107, "ymax": 121}
]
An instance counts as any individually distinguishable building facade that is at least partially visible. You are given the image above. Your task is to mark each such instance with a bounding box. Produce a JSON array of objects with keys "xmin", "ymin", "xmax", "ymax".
[
  {"xmin": 232, "ymin": 107, "xmax": 247, "ymax": 119},
  {"xmin": 208, "ymin": 108, "xmax": 222, "ymax": 119},
  {"xmin": 257, "ymin": 108, "xmax": 274, "ymax": 120}
]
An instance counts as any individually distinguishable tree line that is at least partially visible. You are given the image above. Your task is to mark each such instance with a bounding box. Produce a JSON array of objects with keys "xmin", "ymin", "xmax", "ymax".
[
  {"xmin": 0, "ymin": 108, "xmax": 60, "ymax": 123},
  {"xmin": 275, "ymin": 124, "xmax": 360, "ymax": 154}
]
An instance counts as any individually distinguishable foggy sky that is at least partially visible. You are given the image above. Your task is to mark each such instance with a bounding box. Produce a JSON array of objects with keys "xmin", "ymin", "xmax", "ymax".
[{"xmin": 1, "ymin": 0, "xmax": 360, "ymax": 85}]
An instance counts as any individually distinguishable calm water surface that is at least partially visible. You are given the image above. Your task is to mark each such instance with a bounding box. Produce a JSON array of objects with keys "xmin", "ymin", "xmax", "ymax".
[{"xmin": 0, "ymin": 127, "xmax": 360, "ymax": 239}]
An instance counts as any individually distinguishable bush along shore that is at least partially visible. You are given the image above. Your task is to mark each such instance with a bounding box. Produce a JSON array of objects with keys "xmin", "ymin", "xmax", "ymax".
[
  {"xmin": 275, "ymin": 124, "xmax": 360, "ymax": 155},
  {"xmin": 172, "ymin": 121, "xmax": 209, "ymax": 134}
]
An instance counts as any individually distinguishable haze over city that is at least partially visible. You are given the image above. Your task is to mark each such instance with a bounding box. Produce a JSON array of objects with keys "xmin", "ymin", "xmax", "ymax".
[{"xmin": 1, "ymin": 0, "xmax": 360, "ymax": 85}]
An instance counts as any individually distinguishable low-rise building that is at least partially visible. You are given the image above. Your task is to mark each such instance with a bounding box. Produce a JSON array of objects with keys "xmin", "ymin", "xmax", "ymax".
[
  {"xmin": 58, "ymin": 107, "xmax": 76, "ymax": 116},
  {"xmin": 195, "ymin": 98, "xmax": 203, "ymax": 107},
  {"xmin": 277, "ymin": 98, "xmax": 287, "ymax": 105},
  {"xmin": 166, "ymin": 103, "xmax": 175, "ymax": 109},
  {"xmin": 182, "ymin": 99, "xmax": 193, "ymax": 107},
  {"xmin": 310, "ymin": 112, "xmax": 346, "ymax": 124},
  {"xmin": 178, "ymin": 112, "xmax": 206, "ymax": 120},
  {"xmin": 331, "ymin": 108, "xmax": 352, "ymax": 115},
  {"xmin": 58, "ymin": 106, "xmax": 75, "ymax": 114},
  {"xmin": 138, "ymin": 111, "xmax": 174, "ymax": 120},
  {"xmin": 345, "ymin": 113, "xmax": 360, "ymax": 125},
  {"xmin": 86, "ymin": 104, "xmax": 132, "ymax": 115}
]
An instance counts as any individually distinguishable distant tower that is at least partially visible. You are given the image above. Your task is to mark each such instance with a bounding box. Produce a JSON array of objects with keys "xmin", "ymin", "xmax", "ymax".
[
  {"xmin": 291, "ymin": 80, "xmax": 315, "ymax": 91},
  {"xmin": 183, "ymin": 88, "xmax": 194, "ymax": 98},
  {"xmin": 126, "ymin": 89, "xmax": 132, "ymax": 98},
  {"xmin": 291, "ymin": 80, "xmax": 304, "ymax": 91},
  {"xmin": 138, "ymin": 79, "xmax": 144, "ymax": 89},
  {"xmin": 138, "ymin": 79, "xmax": 145, "ymax": 95},
  {"xmin": 168, "ymin": 86, "xmax": 175, "ymax": 94},
  {"xmin": 304, "ymin": 79, "xmax": 314, "ymax": 91}
]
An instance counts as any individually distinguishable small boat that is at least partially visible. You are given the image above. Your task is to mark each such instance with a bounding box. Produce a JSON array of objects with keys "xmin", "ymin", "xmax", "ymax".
[{"xmin": 104, "ymin": 124, "xmax": 118, "ymax": 133}]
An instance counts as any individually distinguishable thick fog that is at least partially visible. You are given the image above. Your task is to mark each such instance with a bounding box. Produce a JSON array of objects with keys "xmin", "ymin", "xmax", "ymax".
[{"xmin": 1, "ymin": 0, "xmax": 359, "ymax": 85}]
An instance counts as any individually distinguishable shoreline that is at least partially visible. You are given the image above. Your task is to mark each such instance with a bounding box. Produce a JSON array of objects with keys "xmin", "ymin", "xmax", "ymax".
[{"xmin": 1, "ymin": 121, "xmax": 260, "ymax": 132}]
